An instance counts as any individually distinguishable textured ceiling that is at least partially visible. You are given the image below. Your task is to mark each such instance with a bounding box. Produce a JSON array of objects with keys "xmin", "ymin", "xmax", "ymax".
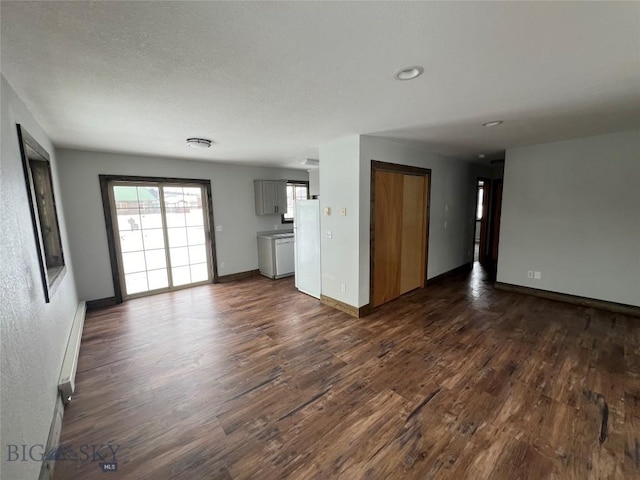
[{"xmin": 1, "ymin": 1, "xmax": 639, "ymax": 168}]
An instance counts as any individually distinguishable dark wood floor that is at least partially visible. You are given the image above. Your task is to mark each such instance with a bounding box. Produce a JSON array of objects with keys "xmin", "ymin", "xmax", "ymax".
[{"xmin": 55, "ymin": 266, "xmax": 639, "ymax": 479}]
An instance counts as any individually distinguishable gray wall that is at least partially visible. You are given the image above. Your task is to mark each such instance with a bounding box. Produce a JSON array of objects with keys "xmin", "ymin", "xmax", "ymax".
[
  {"xmin": 56, "ymin": 149, "xmax": 307, "ymax": 301},
  {"xmin": 359, "ymin": 136, "xmax": 481, "ymax": 305},
  {"xmin": 1, "ymin": 76, "xmax": 79, "ymax": 479},
  {"xmin": 498, "ymin": 130, "xmax": 640, "ymax": 306}
]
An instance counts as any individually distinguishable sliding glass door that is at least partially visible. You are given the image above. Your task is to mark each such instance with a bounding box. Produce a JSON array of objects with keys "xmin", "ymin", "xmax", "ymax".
[{"xmin": 111, "ymin": 181, "xmax": 212, "ymax": 299}]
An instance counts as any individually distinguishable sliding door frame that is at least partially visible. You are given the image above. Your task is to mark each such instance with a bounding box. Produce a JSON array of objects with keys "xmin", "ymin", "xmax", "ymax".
[
  {"xmin": 370, "ymin": 160, "xmax": 432, "ymax": 308},
  {"xmin": 99, "ymin": 174, "xmax": 219, "ymax": 304}
]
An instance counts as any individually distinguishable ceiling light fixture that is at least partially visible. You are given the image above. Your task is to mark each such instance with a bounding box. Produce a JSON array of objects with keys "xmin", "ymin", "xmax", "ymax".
[
  {"xmin": 394, "ymin": 66, "xmax": 424, "ymax": 81},
  {"xmin": 478, "ymin": 154, "xmax": 486, "ymax": 159},
  {"xmin": 482, "ymin": 120, "xmax": 503, "ymax": 127},
  {"xmin": 186, "ymin": 138, "xmax": 213, "ymax": 149}
]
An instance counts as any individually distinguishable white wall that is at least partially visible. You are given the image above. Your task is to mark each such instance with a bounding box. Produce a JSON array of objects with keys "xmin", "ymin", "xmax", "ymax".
[
  {"xmin": 498, "ymin": 130, "xmax": 640, "ymax": 306},
  {"xmin": 56, "ymin": 149, "xmax": 307, "ymax": 301},
  {"xmin": 359, "ymin": 136, "xmax": 479, "ymax": 306},
  {"xmin": 1, "ymin": 76, "xmax": 79, "ymax": 479},
  {"xmin": 319, "ymin": 136, "xmax": 362, "ymax": 305},
  {"xmin": 319, "ymin": 135, "xmax": 480, "ymax": 308}
]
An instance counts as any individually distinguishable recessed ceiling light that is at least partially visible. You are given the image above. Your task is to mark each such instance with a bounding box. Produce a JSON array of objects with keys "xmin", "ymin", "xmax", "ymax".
[
  {"xmin": 186, "ymin": 138, "xmax": 213, "ymax": 149},
  {"xmin": 478, "ymin": 154, "xmax": 485, "ymax": 159},
  {"xmin": 482, "ymin": 120, "xmax": 503, "ymax": 127},
  {"xmin": 394, "ymin": 66, "xmax": 424, "ymax": 81}
]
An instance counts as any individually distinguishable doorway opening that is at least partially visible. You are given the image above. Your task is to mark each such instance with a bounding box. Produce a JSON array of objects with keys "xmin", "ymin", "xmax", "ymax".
[
  {"xmin": 472, "ymin": 176, "xmax": 503, "ymax": 277},
  {"xmin": 100, "ymin": 175, "xmax": 218, "ymax": 302},
  {"xmin": 473, "ymin": 178, "xmax": 490, "ymax": 264}
]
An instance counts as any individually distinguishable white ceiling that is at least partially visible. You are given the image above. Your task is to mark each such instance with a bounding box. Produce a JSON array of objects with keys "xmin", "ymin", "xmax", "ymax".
[{"xmin": 2, "ymin": 1, "xmax": 639, "ymax": 168}]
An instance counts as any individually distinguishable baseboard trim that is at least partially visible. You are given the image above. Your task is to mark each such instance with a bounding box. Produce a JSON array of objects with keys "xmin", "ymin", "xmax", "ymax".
[
  {"xmin": 427, "ymin": 262, "xmax": 473, "ymax": 285},
  {"xmin": 39, "ymin": 395, "xmax": 64, "ymax": 480},
  {"xmin": 321, "ymin": 295, "xmax": 371, "ymax": 318},
  {"xmin": 217, "ymin": 269, "xmax": 260, "ymax": 284},
  {"xmin": 494, "ymin": 282, "xmax": 640, "ymax": 318},
  {"xmin": 86, "ymin": 296, "xmax": 117, "ymax": 311}
]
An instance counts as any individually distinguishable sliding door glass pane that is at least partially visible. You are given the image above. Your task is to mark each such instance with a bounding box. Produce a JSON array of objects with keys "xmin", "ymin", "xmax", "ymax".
[
  {"xmin": 145, "ymin": 249, "xmax": 167, "ymax": 270},
  {"xmin": 114, "ymin": 182, "xmax": 210, "ymax": 298},
  {"xmin": 167, "ymin": 227, "xmax": 187, "ymax": 247},
  {"xmin": 190, "ymin": 263, "xmax": 208, "ymax": 282},
  {"xmin": 114, "ymin": 184, "xmax": 168, "ymax": 296},
  {"xmin": 169, "ymin": 247, "xmax": 190, "ymax": 267},
  {"xmin": 184, "ymin": 187, "xmax": 205, "ymax": 226},
  {"xmin": 172, "ymin": 265, "xmax": 191, "ymax": 286},
  {"xmin": 164, "ymin": 185, "xmax": 210, "ymax": 286},
  {"xmin": 164, "ymin": 186, "xmax": 186, "ymax": 227},
  {"xmin": 147, "ymin": 269, "xmax": 169, "ymax": 290},
  {"xmin": 188, "ymin": 245, "xmax": 207, "ymax": 264},
  {"xmin": 122, "ymin": 251, "xmax": 146, "ymax": 274},
  {"xmin": 125, "ymin": 272, "xmax": 148, "ymax": 295},
  {"xmin": 187, "ymin": 226, "xmax": 205, "ymax": 245}
]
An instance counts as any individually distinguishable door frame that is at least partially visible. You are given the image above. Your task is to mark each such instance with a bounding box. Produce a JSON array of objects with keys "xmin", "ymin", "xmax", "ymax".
[
  {"xmin": 370, "ymin": 160, "xmax": 431, "ymax": 308},
  {"xmin": 488, "ymin": 178, "xmax": 504, "ymax": 272},
  {"xmin": 99, "ymin": 174, "xmax": 219, "ymax": 303},
  {"xmin": 472, "ymin": 177, "xmax": 492, "ymax": 265}
]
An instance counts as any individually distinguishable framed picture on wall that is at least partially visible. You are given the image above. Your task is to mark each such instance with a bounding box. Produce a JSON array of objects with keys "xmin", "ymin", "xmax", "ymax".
[{"xmin": 17, "ymin": 124, "xmax": 66, "ymax": 302}]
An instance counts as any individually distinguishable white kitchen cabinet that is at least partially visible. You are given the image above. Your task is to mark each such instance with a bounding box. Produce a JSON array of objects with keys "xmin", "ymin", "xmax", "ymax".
[{"xmin": 254, "ymin": 180, "xmax": 287, "ymax": 215}]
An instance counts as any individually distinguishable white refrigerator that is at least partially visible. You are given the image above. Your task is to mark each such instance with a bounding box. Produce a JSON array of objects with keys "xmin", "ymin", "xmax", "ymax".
[{"xmin": 294, "ymin": 199, "xmax": 321, "ymax": 298}]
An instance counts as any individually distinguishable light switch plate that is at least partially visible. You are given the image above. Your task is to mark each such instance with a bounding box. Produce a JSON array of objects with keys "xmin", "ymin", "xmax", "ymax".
[
  {"xmin": 534, "ymin": 271, "xmax": 541, "ymax": 280},
  {"xmin": 324, "ymin": 207, "xmax": 331, "ymax": 216}
]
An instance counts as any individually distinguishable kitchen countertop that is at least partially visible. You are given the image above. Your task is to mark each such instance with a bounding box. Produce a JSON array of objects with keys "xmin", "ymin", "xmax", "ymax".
[{"xmin": 257, "ymin": 232, "xmax": 294, "ymax": 240}]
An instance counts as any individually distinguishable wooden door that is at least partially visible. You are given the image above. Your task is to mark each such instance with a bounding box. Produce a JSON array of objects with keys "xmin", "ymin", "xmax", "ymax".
[
  {"xmin": 372, "ymin": 168, "xmax": 429, "ymax": 308},
  {"xmin": 400, "ymin": 175, "xmax": 427, "ymax": 294},
  {"xmin": 373, "ymin": 171, "xmax": 404, "ymax": 307}
]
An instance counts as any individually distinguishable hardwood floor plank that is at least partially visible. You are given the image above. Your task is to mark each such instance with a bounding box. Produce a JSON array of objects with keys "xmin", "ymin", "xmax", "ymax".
[{"xmin": 54, "ymin": 265, "xmax": 640, "ymax": 479}]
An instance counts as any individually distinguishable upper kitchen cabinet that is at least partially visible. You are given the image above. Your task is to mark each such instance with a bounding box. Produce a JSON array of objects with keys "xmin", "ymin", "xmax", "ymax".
[{"xmin": 254, "ymin": 180, "xmax": 287, "ymax": 215}]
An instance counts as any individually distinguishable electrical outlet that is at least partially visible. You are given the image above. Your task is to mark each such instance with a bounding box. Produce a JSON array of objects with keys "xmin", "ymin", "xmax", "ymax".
[
  {"xmin": 340, "ymin": 283, "xmax": 346, "ymax": 293},
  {"xmin": 534, "ymin": 271, "xmax": 541, "ymax": 280},
  {"xmin": 324, "ymin": 207, "xmax": 331, "ymax": 216},
  {"xmin": 215, "ymin": 225, "xmax": 223, "ymax": 232},
  {"xmin": 341, "ymin": 207, "xmax": 346, "ymax": 216},
  {"xmin": 527, "ymin": 270, "xmax": 534, "ymax": 278},
  {"xmin": 221, "ymin": 262, "xmax": 226, "ymax": 270},
  {"xmin": 444, "ymin": 221, "xmax": 447, "ymax": 229},
  {"xmin": 326, "ymin": 231, "xmax": 332, "ymax": 239}
]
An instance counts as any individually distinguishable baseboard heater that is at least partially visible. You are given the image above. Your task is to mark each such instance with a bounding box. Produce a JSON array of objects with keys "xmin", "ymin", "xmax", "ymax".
[{"xmin": 58, "ymin": 301, "xmax": 87, "ymax": 404}]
